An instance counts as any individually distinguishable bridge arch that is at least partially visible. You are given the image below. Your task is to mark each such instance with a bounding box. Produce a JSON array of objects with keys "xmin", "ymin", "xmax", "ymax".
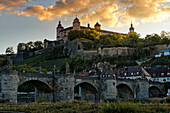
[
  {"xmin": 74, "ymin": 82, "xmax": 98, "ymax": 102},
  {"xmin": 149, "ymin": 86, "xmax": 163, "ymax": 98},
  {"xmin": 116, "ymin": 83, "xmax": 134, "ymax": 99},
  {"xmin": 17, "ymin": 80, "xmax": 53, "ymax": 102},
  {"xmin": 18, "ymin": 80, "xmax": 52, "ymax": 93}
]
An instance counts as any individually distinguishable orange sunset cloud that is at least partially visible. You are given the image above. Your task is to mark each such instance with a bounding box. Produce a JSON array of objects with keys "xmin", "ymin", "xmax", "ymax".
[{"xmin": 1, "ymin": 0, "xmax": 170, "ymax": 27}]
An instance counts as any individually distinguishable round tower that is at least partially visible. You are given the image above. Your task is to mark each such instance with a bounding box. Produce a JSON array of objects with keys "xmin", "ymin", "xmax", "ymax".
[
  {"xmin": 94, "ymin": 22, "xmax": 101, "ymax": 30},
  {"xmin": 56, "ymin": 21, "xmax": 64, "ymax": 40},
  {"xmin": 73, "ymin": 16, "xmax": 80, "ymax": 30}
]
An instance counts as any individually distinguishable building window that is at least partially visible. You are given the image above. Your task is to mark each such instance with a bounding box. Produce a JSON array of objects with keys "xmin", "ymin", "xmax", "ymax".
[
  {"xmin": 124, "ymin": 73, "xmax": 127, "ymax": 76},
  {"xmin": 136, "ymin": 72, "xmax": 139, "ymax": 75},
  {"xmin": 167, "ymin": 73, "xmax": 170, "ymax": 76},
  {"xmin": 161, "ymin": 73, "xmax": 164, "ymax": 76},
  {"xmin": 131, "ymin": 72, "xmax": 133, "ymax": 75}
]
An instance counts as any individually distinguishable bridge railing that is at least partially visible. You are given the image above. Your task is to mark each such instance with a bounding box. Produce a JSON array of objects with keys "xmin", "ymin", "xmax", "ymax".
[
  {"xmin": 18, "ymin": 72, "xmax": 54, "ymax": 78},
  {"xmin": 0, "ymin": 70, "xmax": 18, "ymax": 75},
  {"xmin": 18, "ymin": 72, "xmax": 72, "ymax": 78},
  {"xmin": 74, "ymin": 74, "xmax": 115, "ymax": 79}
]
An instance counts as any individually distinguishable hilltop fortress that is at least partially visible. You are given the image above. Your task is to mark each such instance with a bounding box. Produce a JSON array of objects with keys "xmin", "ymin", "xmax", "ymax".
[
  {"xmin": 11, "ymin": 17, "xmax": 169, "ymax": 63},
  {"xmin": 56, "ymin": 17, "xmax": 131, "ymax": 42},
  {"xmin": 44, "ymin": 17, "xmax": 136, "ymax": 57}
]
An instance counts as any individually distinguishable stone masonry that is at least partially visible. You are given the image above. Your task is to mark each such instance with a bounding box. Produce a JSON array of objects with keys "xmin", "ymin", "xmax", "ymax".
[{"xmin": 0, "ymin": 71, "xmax": 165, "ymax": 103}]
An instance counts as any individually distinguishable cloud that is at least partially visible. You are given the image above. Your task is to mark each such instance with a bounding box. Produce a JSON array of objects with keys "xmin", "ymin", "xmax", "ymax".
[
  {"xmin": 0, "ymin": 0, "xmax": 29, "ymax": 11},
  {"xmin": 2, "ymin": 0, "xmax": 170, "ymax": 27}
]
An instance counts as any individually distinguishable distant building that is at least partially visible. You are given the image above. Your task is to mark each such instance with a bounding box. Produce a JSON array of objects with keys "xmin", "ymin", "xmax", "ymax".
[
  {"xmin": 112, "ymin": 67, "xmax": 151, "ymax": 80},
  {"xmin": 145, "ymin": 67, "xmax": 170, "ymax": 83},
  {"xmin": 155, "ymin": 49, "xmax": 170, "ymax": 58},
  {"xmin": 56, "ymin": 17, "xmax": 127, "ymax": 42},
  {"xmin": 129, "ymin": 21, "xmax": 135, "ymax": 33}
]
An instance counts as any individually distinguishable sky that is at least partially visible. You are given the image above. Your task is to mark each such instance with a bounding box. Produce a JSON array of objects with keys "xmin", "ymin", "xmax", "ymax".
[{"xmin": 1, "ymin": 0, "xmax": 170, "ymax": 54}]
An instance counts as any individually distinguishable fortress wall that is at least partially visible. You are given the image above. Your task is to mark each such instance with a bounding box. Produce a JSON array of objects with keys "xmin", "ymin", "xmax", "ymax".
[{"xmin": 101, "ymin": 47, "xmax": 135, "ymax": 56}]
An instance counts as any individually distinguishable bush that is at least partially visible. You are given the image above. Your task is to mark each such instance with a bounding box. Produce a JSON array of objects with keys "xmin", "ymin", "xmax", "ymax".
[
  {"xmin": 100, "ymin": 101, "xmax": 141, "ymax": 113},
  {"xmin": 38, "ymin": 98, "xmax": 47, "ymax": 103}
]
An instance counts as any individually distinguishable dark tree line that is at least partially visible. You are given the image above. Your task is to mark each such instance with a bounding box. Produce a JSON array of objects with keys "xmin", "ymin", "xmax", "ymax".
[{"xmin": 17, "ymin": 41, "xmax": 43, "ymax": 53}]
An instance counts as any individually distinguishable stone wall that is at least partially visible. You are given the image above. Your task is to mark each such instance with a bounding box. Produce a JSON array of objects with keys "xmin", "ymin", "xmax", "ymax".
[
  {"xmin": 99, "ymin": 79, "xmax": 116, "ymax": 100},
  {"xmin": 0, "ymin": 71, "xmax": 18, "ymax": 104},
  {"xmin": 151, "ymin": 44, "xmax": 170, "ymax": 55},
  {"xmin": 12, "ymin": 51, "xmax": 34, "ymax": 63},
  {"xmin": 100, "ymin": 47, "xmax": 135, "ymax": 56},
  {"xmin": 67, "ymin": 38, "xmax": 84, "ymax": 56},
  {"xmin": 54, "ymin": 74, "xmax": 74, "ymax": 102}
]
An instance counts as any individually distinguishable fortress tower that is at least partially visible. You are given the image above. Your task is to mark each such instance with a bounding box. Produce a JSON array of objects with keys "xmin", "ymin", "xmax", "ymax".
[
  {"xmin": 129, "ymin": 21, "xmax": 134, "ymax": 33},
  {"xmin": 56, "ymin": 21, "xmax": 64, "ymax": 40},
  {"xmin": 73, "ymin": 16, "xmax": 80, "ymax": 30},
  {"xmin": 94, "ymin": 22, "xmax": 101, "ymax": 30}
]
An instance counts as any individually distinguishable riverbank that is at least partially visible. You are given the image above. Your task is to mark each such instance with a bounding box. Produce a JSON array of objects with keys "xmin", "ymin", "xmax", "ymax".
[{"xmin": 0, "ymin": 100, "xmax": 170, "ymax": 113}]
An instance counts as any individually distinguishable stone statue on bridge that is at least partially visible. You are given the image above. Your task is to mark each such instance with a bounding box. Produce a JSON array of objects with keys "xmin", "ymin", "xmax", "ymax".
[{"xmin": 65, "ymin": 62, "xmax": 70, "ymax": 74}]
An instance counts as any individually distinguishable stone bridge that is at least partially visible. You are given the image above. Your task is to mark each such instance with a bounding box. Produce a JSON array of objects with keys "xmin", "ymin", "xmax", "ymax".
[{"xmin": 0, "ymin": 71, "xmax": 165, "ymax": 103}]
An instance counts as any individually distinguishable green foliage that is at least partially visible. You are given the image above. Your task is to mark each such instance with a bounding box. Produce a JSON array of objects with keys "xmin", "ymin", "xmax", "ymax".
[
  {"xmin": 17, "ymin": 41, "xmax": 43, "ymax": 53},
  {"xmin": 68, "ymin": 29, "xmax": 99, "ymax": 41},
  {"xmin": 151, "ymin": 56, "xmax": 170, "ymax": 67},
  {"xmin": 16, "ymin": 64, "xmax": 47, "ymax": 74},
  {"xmin": 82, "ymin": 41, "xmax": 93, "ymax": 50},
  {"xmin": 98, "ymin": 32, "xmax": 140, "ymax": 48},
  {"xmin": 15, "ymin": 52, "xmax": 66, "ymax": 71},
  {"xmin": 5, "ymin": 46, "xmax": 14, "ymax": 54},
  {"xmin": 116, "ymin": 60, "xmax": 137, "ymax": 68},
  {"xmin": 46, "ymin": 46, "xmax": 68, "ymax": 60},
  {"xmin": 1, "ymin": 65, "xmax": 7, "ymax": 71},
  {"xmin": 38, "ymin": 98, "xmax": 47, "ymax": 103},
  {"xmin": 15, "ymin": 53, "xmax": 49, "ymax": 67},
  {"xmin": 65, "ymin": 54, "xmax": 84, "ymax": 73},
  {"xmin": 100, "ymin": 101, "xmax": 141, "ymax": 113},
  {"xmin": 0, "ymin": 101, "xmax": 169, "ymax": 113}
]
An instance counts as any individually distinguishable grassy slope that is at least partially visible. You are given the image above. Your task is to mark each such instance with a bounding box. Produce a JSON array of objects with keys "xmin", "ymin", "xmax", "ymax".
[{"xmin": 15, "ymin": 53, "xmax": 66, "ymax": 71}]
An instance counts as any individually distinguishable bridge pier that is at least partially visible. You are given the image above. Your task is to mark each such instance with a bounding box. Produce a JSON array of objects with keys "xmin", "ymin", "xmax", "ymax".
[
  {"xmin": 0, "ymin": 71, "xmax": 18, "ymax": 104},
  {"xmin": 99, "ymin": 79, "xmax": 116, "ymax": 100}
]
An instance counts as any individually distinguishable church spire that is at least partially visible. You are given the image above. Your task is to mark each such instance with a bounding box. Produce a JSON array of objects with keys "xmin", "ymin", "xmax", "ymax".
[
  {"xmin": 57, "ymin": 20, "xmax": 63, "ymax": 27},
  {"xmin": 129, "ymin": 20, "xmax": 134, "ymax": 33}
]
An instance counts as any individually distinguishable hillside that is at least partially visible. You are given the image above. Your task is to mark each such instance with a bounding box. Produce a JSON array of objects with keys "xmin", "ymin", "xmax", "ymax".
[
  {"xmin": 15, "ymin": 52, "xmax": 66, "ymax": 72},
  {"xmin": 14, "ymin": 50, "xmax": 170, "ymax": 73}
]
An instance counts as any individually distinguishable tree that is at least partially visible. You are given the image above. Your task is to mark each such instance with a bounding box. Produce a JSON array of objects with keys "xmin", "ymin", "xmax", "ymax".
[
  {"xmin": 5, "ymin": 46, "xmax": 14, "ymax": 54},
  {"xmin": 17, "ymin": 43, "xmax": 26, "ymax": 53},
  {"xmin": 26, "ymin": 41, "xmax": 34, "ymax": 51},
  {"xmin": 126, "ymin": 32, "xmax": 140, "ymax": 46},
  {"xmin": 34, "ymin": 41, "xmax": 43, "ymax": 50},
  {"xmin": 68, "ymin": 29, "xmax": 99, "ymax": 41}
]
